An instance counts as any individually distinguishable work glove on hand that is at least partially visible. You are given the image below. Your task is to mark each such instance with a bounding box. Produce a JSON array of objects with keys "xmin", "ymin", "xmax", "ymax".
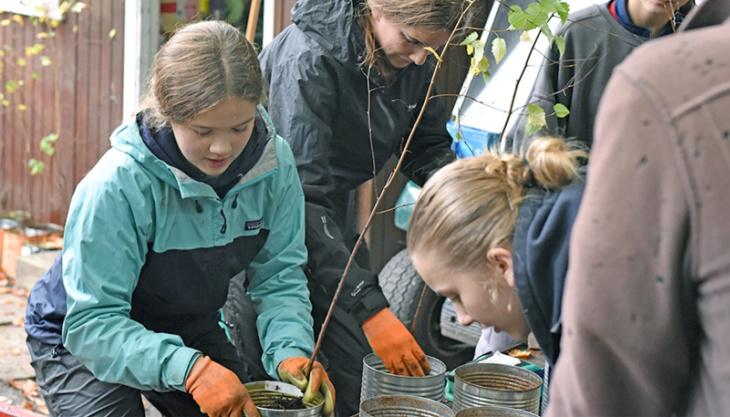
[
  {"xmin": 185, "ymin": 356, "xmax": 259, "ymax": 417},
  {"xmin": 278, "ymin": 356, "xmax": 335, "ymax": 417},
  {"xmin": 362, "ymin": 308, "xmax": 432, "ymax": 376}
]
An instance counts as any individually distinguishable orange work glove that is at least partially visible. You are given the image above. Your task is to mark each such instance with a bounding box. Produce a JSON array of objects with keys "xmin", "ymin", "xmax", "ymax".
[
  {"xmin": 362, "ymin": 308, "xmax": 431, "ymax": 376},
  {"xmin": 185, "ymin": 356, "xmax": 260, "ymax": 417},
  {"xmin": 278, "ymin": 357, "xmax": 336, "ymax": 417}
]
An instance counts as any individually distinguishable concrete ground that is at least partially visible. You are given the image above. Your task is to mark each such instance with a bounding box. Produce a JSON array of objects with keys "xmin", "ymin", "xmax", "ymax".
[
  {"xmin": 0, "ymin": 251, "xmax": 162, "ymax": 416},
  {"xmin": 0, "ymin": 285, "xmax": 48, "ymax": 415}
]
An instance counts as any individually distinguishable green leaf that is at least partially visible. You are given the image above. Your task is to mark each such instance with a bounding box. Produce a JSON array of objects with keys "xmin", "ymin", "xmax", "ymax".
[
  {"xmin": 492, "ymin": 38, "xmax": 506, "ymax": 65},
  {"xmin": 472, "ymin": 40, "xmax": 484, "ymax": 62},
  {"xmin": 40, "ymin": 133, "xmax": 59, "ymax": 156},
  {"xmin": 554, "ymin": 103, "xmax": 570, "ymax": 118},
  {"xmin": 474, "ymin": 56, "xmax": 490, "ymax": 74},
  {"xmin": 540, "ymin": 23, "xmax": 554, "ymax": 46},
  {"xmin": 558, "ymin": 2, "xmax": 570, "ymax": 22},
  {"xmin": 40, "ymin": 56, "xmax": 52, "ymax": 66},
  {"xmin": 71, "ymin": 3, "xmax": 88, "ymax": 13},
  {"xmin": 508, "ymin": 6, "xmax": 530, "ymax": 31},
  {"xmin": 6, "ymin": 80, "xmax": 17, "ymax": 93},
  {"xmin": 481, "ymin": 70, "xmax": 491, "ymax": 85},
  {"xmin": 526, "ymin": 103, "xmax": 547, "ymax": 133},
  {"xmin": 460, "ymin": 32, "xmax": 478, "ymax": 46},
  {"xmin": 29, "ymin": 159, "xmax": 45, "ymax": 175},
  {"xmin": 555, "ymin": 35, "xmax": 566, "ymax": 56},
  {"xmin": 524, "ymin": 4, "xmax": 548, "ymax": 31},
  {"xmin": 32, "ymin": 71, "xmax": 40, "ymax": 79}
]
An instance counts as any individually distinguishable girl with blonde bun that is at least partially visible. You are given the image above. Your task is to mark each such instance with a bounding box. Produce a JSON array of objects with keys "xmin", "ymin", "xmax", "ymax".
[{"xmin": 408, "ymin": 137, "xmax": 587, "ymax": 366}]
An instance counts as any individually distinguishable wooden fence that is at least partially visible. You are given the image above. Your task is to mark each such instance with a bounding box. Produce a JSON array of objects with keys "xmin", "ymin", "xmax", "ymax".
[
  {"xmin": 0, "ymin": 0, "xmax": 472, "ymax": 249},
  {"xmin": 0, "ymin": 1, "xmax": 125, "ymax": 226}
]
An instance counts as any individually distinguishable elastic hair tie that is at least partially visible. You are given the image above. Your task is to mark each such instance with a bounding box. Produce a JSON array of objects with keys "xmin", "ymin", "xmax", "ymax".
[{"xmin": 522, "ymin": 159, "xmax": 538, "ymax": 189}]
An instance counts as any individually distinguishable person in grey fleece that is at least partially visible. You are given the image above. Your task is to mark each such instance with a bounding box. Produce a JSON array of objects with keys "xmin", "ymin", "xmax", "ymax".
[
  {"xmin": 547, "ymin": 0, "xmax": 730, "ymax": 414},
  {"xmin": 508, "ymin": 0, "xmax": 693, "ymax": 155}
]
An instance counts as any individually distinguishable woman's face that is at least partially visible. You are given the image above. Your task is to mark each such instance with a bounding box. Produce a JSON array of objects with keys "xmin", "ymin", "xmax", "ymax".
[
  {"xmin": 411, "ymin": 249, "xmax": 530, "ymax": 341},
  {"xmin": 171, "ymin": 97, "xmax": 257, "ymax": 177},
  {"xmin": 370, "ymin": 8, "xmax": 451, "ymax": 68}
]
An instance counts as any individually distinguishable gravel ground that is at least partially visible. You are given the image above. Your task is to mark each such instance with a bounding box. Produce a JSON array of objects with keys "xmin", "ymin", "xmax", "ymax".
[
  {"xmin": 0, "ymin": 280, "xmax": 162, "ymax": 416},
  {"xmin": 0, "ymin": 379, "xmax": 34, "ymax": 410}
]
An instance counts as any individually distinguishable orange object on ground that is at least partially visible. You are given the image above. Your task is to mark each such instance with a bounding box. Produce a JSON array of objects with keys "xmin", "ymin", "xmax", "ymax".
[
  {"xmin": 0, "ymin": 230, "xmax": 26, "ymax": 280},
  {"xmin": 0, "ymin": 403, "xmax": 45, "ymax": 417}
]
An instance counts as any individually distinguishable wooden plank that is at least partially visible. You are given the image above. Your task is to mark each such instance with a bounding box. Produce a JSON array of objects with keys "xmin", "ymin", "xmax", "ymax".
[
  {"xmin": 34, "ymin": 20, "xmax": 51, "ymax": 225},
  {"xmin": 109, "ymin": 0, "xmax": 124, "ymax": 130},
  {"xmin": 74, "ymin": 5, "xmax": 91, "ymax": 186},
  {"xmin": 274, "ymin": 0, "xmax": 297, "ymax": 36},
  {"xmin": 53, "ymin": 9, "xmax": 79, "ymax": 224},
  {"xmin": 0, "ymin": 21, "xmax": 10, "ymax": 211},
  {"xmin": 97, "ymin": 0, "xmax": 112, "ymax": 160},
  {"xmin": 14, "ymin": 19, "xmax": 30, "ymax": 215}
]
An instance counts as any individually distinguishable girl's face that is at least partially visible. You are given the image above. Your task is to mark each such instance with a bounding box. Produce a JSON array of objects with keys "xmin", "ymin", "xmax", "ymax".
[
  {"xmin": 171, "ymin": 97, "xmax": 257, "ymax": 177},
  {"xmin": 370, "ymin": 8, "xmax": 451, "ymax": 68},
  {"xmin": 411, "ymin": 248, "xmax": 530, "ymax": 341}
]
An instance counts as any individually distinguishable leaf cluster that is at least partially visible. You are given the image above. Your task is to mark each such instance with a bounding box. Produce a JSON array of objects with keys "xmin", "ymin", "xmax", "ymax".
[{"xmin": 457, "ymin": 0, "xmax": 573, "ymax": 139}]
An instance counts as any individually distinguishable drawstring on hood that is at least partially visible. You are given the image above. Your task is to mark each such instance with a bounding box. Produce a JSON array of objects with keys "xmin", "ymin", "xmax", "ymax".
[{"xmin": 220, "ymin": 210, "xmax": 227, "ymax": 234}]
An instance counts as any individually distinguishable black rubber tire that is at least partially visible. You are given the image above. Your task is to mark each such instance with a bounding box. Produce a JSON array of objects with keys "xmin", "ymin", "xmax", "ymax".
[{"xmin": 379, "ymin": 248, "xmax": 475, "ymax": 370}]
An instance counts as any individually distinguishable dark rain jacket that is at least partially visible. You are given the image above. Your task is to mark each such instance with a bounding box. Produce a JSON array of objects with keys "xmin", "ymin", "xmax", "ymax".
[
  {"xmin": 259, "ymin": 0, "xmax": 456, "ymax": 323},
  {"xmin": 512, "ymin": 167, "xmax": 586, "ymax": 366}
]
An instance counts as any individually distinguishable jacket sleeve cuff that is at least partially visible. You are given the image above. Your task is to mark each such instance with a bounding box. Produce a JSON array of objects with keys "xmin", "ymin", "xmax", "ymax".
[
  {"xmin": 167, "ymin": 348, "xmax": 203, "ymax": 392},
  {"xmin": 350, "ymin": 289, "xmax": 390, "ymax": 325}
]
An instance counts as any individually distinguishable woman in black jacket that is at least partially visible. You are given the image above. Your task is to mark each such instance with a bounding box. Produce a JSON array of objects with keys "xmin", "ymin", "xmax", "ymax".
[{"xmin": 258, "ymin": 0, "xmax": 486, "ymax": 413}]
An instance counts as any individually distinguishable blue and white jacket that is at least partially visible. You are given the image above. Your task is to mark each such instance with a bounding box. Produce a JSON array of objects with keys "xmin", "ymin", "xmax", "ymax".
[{"xmin": 25, "ymin": 106, "xmax": 314, "ymax": 392}]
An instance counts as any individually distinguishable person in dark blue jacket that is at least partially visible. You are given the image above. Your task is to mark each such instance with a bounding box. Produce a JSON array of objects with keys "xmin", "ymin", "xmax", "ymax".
[
  {"xmin": 407, "ymin": 136, "xmax": 587, "ymax": 367},
  {"xmin": 24, "ymin": 21, "xmax": 334, "ymax": 417}
]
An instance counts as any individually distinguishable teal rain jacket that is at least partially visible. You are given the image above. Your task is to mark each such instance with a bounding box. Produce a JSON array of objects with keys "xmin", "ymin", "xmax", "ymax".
[{"xmin": 59, "ymin": 106, "xmax": 314, "ymax": 392}]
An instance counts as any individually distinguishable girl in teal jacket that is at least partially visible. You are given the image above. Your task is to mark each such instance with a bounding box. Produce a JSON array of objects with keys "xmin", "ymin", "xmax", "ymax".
[{"xmin": 25, "ymin": 21, "xmax": 334, "ymax": 417}]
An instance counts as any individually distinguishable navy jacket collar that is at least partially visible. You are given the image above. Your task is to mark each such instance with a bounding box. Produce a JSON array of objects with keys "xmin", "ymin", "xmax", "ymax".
[{"xmin": 139, "ymin": 111, "xmax": 267, "ymax": 198}]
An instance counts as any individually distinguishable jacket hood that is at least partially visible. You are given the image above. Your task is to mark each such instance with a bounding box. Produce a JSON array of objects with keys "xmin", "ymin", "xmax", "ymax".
[
  {"xmin": 109, "ymin": 104, "xmax": 278, "ymax": 198},
  {"xmin": 290, "ymin": 0, "xmax": 362, "ymax": 63},
  {"xmin": 512, "ymin": 170, "xmax": 586, "ymax": 366}
]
